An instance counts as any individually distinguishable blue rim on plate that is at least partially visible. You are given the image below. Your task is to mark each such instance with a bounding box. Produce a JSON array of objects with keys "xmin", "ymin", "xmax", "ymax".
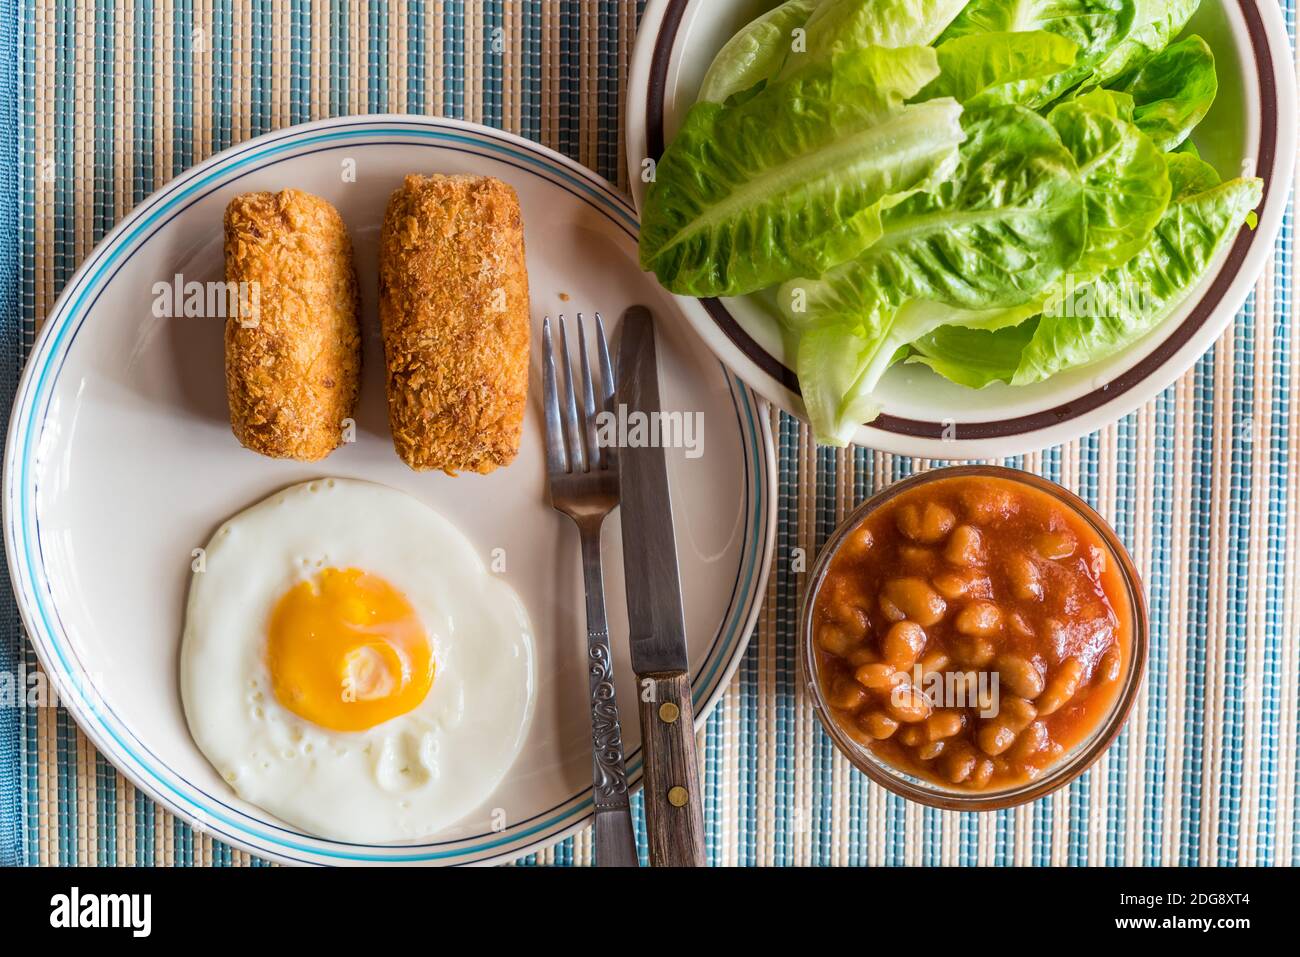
[{"xmin": 3, "ymin": 116, "xmax": 777, "ymax": 866}]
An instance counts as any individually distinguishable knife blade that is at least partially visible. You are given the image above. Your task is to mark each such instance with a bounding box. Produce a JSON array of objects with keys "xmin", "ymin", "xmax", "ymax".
[
  {"xmin": 616, "ymin": 304, "xmax": 706, "ymax": 867},
  {"xmin": 616, "ymin": 305, "xmax": 689, "ymax": 675}
]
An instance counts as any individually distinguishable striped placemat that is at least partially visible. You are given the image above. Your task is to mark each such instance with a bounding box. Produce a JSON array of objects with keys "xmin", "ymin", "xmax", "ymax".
[{"xmin": 1, "ymin": 0, "xmax": 1297, "ymax": 867}]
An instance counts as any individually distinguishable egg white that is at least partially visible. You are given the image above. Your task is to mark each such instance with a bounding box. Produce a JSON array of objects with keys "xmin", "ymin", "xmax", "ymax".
[{"xmin": 180, "ymin": 478, "xmax": 535, "ymax": 843}]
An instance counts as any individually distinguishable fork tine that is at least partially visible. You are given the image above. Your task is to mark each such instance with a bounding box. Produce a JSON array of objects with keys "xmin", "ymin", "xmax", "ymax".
[
  {"xmin": 595, "ymin": 313, "xmax": 616, "ymax": 472},
  {"xmin": 577, "ymin": 315, "xmax": 601, "ymax": 468},
  {"xmin": 541, "ymin": 317, "xmax": 567, "ymax": 475},
  {"xmin": 558, "ymin": 315, "xmax": 587, "ymax": 473}
]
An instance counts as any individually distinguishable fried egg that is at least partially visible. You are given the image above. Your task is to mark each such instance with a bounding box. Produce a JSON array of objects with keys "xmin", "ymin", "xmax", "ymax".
[{"xmin": 180, "ymin": 478, "xmax": 535, "ymax": 842}]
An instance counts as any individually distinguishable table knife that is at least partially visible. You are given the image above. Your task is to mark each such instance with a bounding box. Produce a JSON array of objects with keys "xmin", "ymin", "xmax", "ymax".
[{"xmin": 616, "ymin": 304, "xmax": 707, "ymax": 867}]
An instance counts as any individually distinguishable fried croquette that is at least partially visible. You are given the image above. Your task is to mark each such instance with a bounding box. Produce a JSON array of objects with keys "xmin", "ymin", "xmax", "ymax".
[
  {"xmin": 223, "ymin": 189, "xmax": 360, "ymax": 462},
  {"xmin": 378, "ymin": 174, "xmax": 531, "ymax": 475}
]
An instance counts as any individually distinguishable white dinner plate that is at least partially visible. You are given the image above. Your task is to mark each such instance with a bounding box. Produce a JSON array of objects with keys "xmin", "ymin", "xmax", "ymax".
[
  {"xmin": 625, "ymin": 0, "xmax": 1297, "ymax": 457},
  {"xmin": 3, "ymin": 116, "xmax": 777, "ymax": 866}
]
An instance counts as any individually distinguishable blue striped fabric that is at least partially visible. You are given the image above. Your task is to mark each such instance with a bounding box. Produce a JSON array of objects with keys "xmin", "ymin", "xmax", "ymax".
[
  {"xmin": 0, "ymin": 0, "xmax": 20, "ymax": 870},
  {"xmin": 2, "ymin": 0, "xmax": 1298, "ymax": 866}
]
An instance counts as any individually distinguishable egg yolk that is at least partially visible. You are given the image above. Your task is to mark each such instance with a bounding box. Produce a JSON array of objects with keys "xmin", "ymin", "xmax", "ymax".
[{"xmin": 267, "ymin": 567, "xmax": 434, "ymax": 732}]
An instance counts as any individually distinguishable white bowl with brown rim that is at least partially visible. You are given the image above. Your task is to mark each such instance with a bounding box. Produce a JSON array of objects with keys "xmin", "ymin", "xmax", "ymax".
[{"xmin": 626, "ymin": 0, "xmax": 1297, "ymax": 457}]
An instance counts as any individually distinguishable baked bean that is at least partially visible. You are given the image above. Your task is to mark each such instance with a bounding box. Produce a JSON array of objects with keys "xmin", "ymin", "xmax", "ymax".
[
  {"xmin": 830, "ymin": 599, "xmax": 870, "ymax": 635},
  {"xmin": 898, "ymin": 725, "xmax": 926, "ymax": 748},
  {"xmin": 940, "ymin": 745, "xmax": 978, "ymax": 784},
  {"xmin": 932, "ymin": 571, "xmax": 972, "ymax": 600},
  {"xmin": 895, "ymin": 504, "xmax": 922, "ymax": 540},
  {"xmin": 855, "ymin": 662, "xmax": 905, "ymax": 691},
  {"xmin": 955, "ymin": 601, "xmax": 1002, "ymax": 637},
  {"xmin": 1043, "ymin": 618, "xmax": 1069, "ymax": 660},
  {"xmin": 828, "ymin": 677, "xmax": 868, "ymax": 712},
  {"xmin": 926, "ymin": 710, "xmax": 964, "ymax": 741},
  {"xmin": 1009, "ymin": 721, "xmax": 1048, "ymax": 762},
  {"xmin": 846, "ymin": 646, "xmax": 878, "ymax": 667},
  {"xmin": 997, "ymin": 653, "xmax": 1045, "ymax": 699},
  {"xmin": 860, "ymin": 711, "xmax": 899, "ymax": 740},
  {"xmin": 977, "ymin": 722, "xmax": 1017, "ymax": 756},
  {"xmin": 970, "ymin": 758, "xmax": 995, "ymax": 788},
  {"xmin": 1007, "ymin": 552, "xmax": 1044, "ymax": 601},
  {"xmin": 998, "ymin": 695, "xmax": 1038, "ymax": 733},
  {"xmin": 918, "ymin": 648, "xmax": 951, "ymax": 676},
  {"xmin": 1099, "ymin": 645, "xmax": 1122, "ymax": 683},
  {"xmin": 959, "ymin": 485, "xmax": 1018, "ymax": 523},
  {"xmin": 880, "ymin": 578, "xmax": 947, "ymax": 626},
  {"xmin": 882, "ymin": 620, "xmax": 927, "ymax": 670},
  {"xmin": 817, "ymin": 625, "xmax": 857, "ymax": 656},
  {"xmin": 842, "ymin": 722, "xmax": 874, "ymax": 747},
  {"xmin": 953, "ymin": 636, "xmax": 995, "ymax": 668},
  {"xmin": 900, "ymin": 545, "xmax": 935, "ymax": 568},
  {"xmin": 916, "ymin": 739, "xmax": 946, "ymax": 761},
  {"xmin": 1037, "ymin": 657, "xmax": 1085, "ymax": 715},
  {"xmin": 897, "ymin": 502, "xmax": 956, "ymax": 543},
  {"xmin": 1035, "ymin": 529, "xmax": 1076, "ymax": 560},
  {"xmin": 1008, "ymin": 612, "xmax": 1035, "ymax": 639},
  {"xmin": 944, "ymin": 525, "xmax": 985, "ymax": 566},
  {"xmin": 878, "ymin": 592, "xmax": 906, "ymax": 622},
  {"xmin": 843, "ymin": 524, "xmax": 874, "ymax": 557},
  {"xmin": 885, "ymin": 685, "xmax": 934, "ymax": 723}
]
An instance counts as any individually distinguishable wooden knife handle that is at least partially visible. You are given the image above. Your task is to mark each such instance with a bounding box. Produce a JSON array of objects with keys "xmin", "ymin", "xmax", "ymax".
[{"xmin": 637, "ymin": 671, "xmax": 706, "ymax": 867}]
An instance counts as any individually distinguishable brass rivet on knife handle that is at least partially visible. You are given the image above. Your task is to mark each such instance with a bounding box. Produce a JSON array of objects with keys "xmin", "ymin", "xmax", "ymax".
[
  {"xmin": 667, "ymin": 786, "xmax": 689, "ymax": 807},
  {"xmin": 658, "ymin": 701, "xmax": 680, "ymax": 724}
]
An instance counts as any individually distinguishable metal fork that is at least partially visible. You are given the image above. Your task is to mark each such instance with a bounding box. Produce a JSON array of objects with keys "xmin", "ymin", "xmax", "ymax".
[{"xmin": 541, "ymin": 313, "xmax": 639, "ymax": 868}]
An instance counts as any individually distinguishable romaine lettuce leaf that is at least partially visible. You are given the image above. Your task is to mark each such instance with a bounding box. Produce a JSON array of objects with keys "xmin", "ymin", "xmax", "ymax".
[
  {"xmin": 921, "ymin": 30, "xmax": 1080, "ymax": 107},
  {"xmin": 1167, "ymin": 151, "xmax": 1222, "ymax": 199},
  {"xmin": 781, "ymin": 105, "xmax": 1085, "ymax": 324},
  {"xmin": 640, "ymin": 46, "xmax": 965, "ymax": 296},
  {"xmin": 1048, "ymin": 88, "xmax": 1170, "ymax": 272},
  {"xmin": 1088, "ymin": 0, "xmax": 1201, "ymax": 85},
  {"xmin": 1011, "ymin": 176, "xmax": 1262, "ymax": 384},
  {"xmin": 907, "ymin": 319, "xmax": 1040, "ymax": 387},
  {"xmin": 1113, "ymin": 35, "xmax": 1217, "ymax": 151},
  {"xmin": 698, "ymin": 0, "xmax": 818, "ymax": 104},
  {"xmin": 885, "ymin": 87, "xmax": 1168, "ymax": 340},
  {"xmin": 778, "ymin": 106, "xmax": 1086, "ymax": 443},
  {"xmin": 783, "ymin": 0, "xmax": 970, "ymax": 78},
  {"xmin": 939, "ymin": 0, "xmax": 1137, "ymax": 104}
]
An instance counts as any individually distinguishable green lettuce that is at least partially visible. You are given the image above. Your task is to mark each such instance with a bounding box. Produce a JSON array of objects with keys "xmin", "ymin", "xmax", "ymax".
[
  {"xmin": 939, "ymin": 0, "xmax": 1137, "ymax": 103},
  {"xmin": 1013, "ymin": 176, "xmax": 1261, "ymax": 384},
  {"xmin": 914, "ymin": 176, "xmax": 1262, "ymax": 389},
  {"xmin": 1167, "ymin": 151, "xmax": 1222, "ymax": 199},
  {"xmin": 921, "ymin": 31, "xmax": 1080, "ymax": 107},
  {"xmin": 1088, "ymin": 0, "xmax": 1201, "ymax": 85},
  {"xmin": 1113, "ymin": 35, "xmax": 1217, "ymax": 151},
  {"xmin": 908, "ymin": 319, "xmax": 1040, "ymax": 388},
  {"xmin": 777, "ymin": 106, "xmax": 1086, "ymax": 443},
  {"xmin": 640, "ymin": 46, "xmax": 965, "ymax": 296},
  {"xmin": 1047, "ymin": 88, "xmax": 1170, "ymax": 272},
  {"xmin": 697, "ymin": 0, "xmax": 818, "ymax": 105},
  {"xmin": 781, "ymin": 105, "xmax": 1085, "ymax": 324},
  {"xmin": 783, "ymin": 0, "xmax": 971, "ymax": 77}
]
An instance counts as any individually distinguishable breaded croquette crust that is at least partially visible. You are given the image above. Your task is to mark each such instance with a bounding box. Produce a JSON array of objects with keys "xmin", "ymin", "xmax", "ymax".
[
  {"xmin": 223, "ymin": 189, "xmax": 360, "ymax": 462},
  {"xmin": 379, "ymin": 174, "xmax": 531, "ymax": 474}
]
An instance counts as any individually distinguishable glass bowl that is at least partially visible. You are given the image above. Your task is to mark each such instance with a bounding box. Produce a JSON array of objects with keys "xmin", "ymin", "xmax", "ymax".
[{"xmin": 800, "ymin": 465, "xmax": 1149, "ymax": 811}]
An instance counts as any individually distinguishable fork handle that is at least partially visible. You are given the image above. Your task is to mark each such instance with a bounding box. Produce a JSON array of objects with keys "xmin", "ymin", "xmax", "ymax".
[
  {"xmin": 578, "ymin": 521, "xmax": 639, "ymax": 867},
  {"xmin": 637, "ymin": 672, "xmax": 706, "ymax": 866}
]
